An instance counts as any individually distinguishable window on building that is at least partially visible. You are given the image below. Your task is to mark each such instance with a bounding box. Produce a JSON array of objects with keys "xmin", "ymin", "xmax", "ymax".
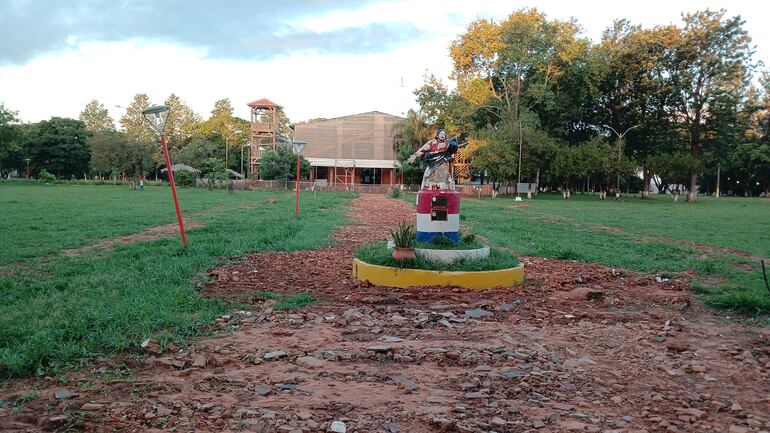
[{"xmin": 360, "ymin": 168, "xmax": 381, "ymax": 185}]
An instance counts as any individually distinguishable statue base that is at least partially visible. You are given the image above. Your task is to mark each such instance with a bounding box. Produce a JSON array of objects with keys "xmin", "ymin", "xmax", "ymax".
[{"xmin": 416, "ymin": 189, "xmax": 460, "ymax": 243}]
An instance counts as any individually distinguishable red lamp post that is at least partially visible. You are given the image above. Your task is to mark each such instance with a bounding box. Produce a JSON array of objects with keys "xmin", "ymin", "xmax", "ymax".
[
  {"xmin": 292, "ymin": 140, "xmax": 306, "ymax": 218},
  {"xmin": 143, "ymin": 104, "xmax": 188, "ymax": 247}
]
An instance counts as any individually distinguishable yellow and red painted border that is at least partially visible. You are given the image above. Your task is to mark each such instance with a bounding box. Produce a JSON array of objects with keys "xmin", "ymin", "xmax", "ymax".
[{"xmin": 352, "ymin": 258, "xmax": 524, "ymax": 291}]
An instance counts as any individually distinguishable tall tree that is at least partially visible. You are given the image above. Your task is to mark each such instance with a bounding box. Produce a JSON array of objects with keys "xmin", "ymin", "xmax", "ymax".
[
  {"xmin": 194, "ymin": 98, "xmax": 250, "ymax": 170},
  {"xmin": 392, "ymin": 109, "xmax": 433, "ymax": 184},
  {"xmin": 670, "ymin": 9, "xmax": 754, "ymax": 202},
  {"xmin": 26, "ymin": 117, "xmax": 90, "ymax": 178},
  {"xmin": 0, "ymin": 103, "xmax": 23, "ymax": 177},
  {"xmin": 164, "ymin": 93, "xmax": 200, "ymax": 151},
  {"xmin": 210, "ymin": 98, "xmax": 234, "ymax": 118},
  {"xmin": 79, "ymin": 99, "xmax": 115, "ymax": 132},
  {"xmin": 120, "ymin": 93, "xmax": 155, "ymax": 145}
]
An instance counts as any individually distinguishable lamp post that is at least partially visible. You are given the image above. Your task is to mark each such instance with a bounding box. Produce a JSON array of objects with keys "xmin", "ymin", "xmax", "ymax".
[
  {"xmin": 142, "ymin": 104, "xmax": 188, "ymax": 247},
  {"xmin": 293, "ymin": 140, "xmax": 306, "ymax": 218},
  {"xmin": 240, "ymin": 143, "xmax": 250, "ymax": 178},
  {"xmin": 24, "ymin": 158, "xmax": 31, "ymax": 179},
  {"xmin": 606, "ymin": 124, "xmax": 638, "ymax": 193}
]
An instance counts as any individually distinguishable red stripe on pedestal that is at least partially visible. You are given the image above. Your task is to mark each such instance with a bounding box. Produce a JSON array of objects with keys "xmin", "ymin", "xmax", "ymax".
[{"xmin": 416, "ymin": 190, "xmax": 460, "ymax": 214}]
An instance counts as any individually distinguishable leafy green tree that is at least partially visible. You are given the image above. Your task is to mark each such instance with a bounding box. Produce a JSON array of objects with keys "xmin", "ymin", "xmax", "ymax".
[
  {"xmin": 200, "ymin": 158, "xmax": 229, "ymax": 190},
  {"xmin": 391, "ymin": 109, "xmax": 433, "ymax": 184},
  {"xmin": 730, "ymin": 142, "xmax": 770, "ymax": 196},
  {"xmin": 550, "ymin": 145, "xmax": 581, "ymax": 198},
  {"xmin": 164, "ymin": 93, "xmax": 201, "ymax": 152},
  {"xmin": 194, "ymin": 98, "xmax": 250, "ymax": 171},
  {"xmin": 670, "ymin": 10, "xmax": 754, "ymax": 201},
  {"xmin": 79, "ymin": 99, "xmax": 115, "ymax": 132},
  {"xmin": 26, "ymin": 117, "xmax": 90, "ymax": 179},
  {"xmin": 0, "ymin": 103, "xmax": 23, "ymax": 177},
  {"xmin": 210, "ymin": 98, "xmax": 234, "ymax": 118},
  {"xmin": 176, "ymin": 136, "xmax": 222, "ymax": 170},
  {"xmin": 259, "ymin": 148, "xmax": 310, "ymax": 181},
  {"xmin": 119, "ymin": 93, "xmax": 155, "ymax": 145}
]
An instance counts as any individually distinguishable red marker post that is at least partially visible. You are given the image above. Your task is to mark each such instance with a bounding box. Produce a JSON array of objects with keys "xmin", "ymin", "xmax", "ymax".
[
  {"xmin": 143, "ymin": 105, "xmax": 188, "ymax": 247},
  {"xmin": 292, "ymin": 140, "xmax": 306, "ymax": 219}
]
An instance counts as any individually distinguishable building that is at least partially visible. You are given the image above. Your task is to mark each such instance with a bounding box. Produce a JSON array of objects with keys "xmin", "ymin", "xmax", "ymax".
[{"xmin": 294, "ymin": 111, "xmax": 404, "ymax": 186}]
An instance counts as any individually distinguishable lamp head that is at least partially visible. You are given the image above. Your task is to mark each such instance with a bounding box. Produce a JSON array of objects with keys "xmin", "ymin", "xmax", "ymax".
[
  {"xmin": 142, "ymin": 105, "xmax": 171, "ymax": 136},
  {"xmin": 292, "ymin": 140, "xmax": 306, "ymax": 155}
]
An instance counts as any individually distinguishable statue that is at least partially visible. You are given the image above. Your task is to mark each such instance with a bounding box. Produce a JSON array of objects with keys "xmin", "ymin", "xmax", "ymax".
[{"xmin": 407, "ymin": 129, "xmax": 460, "ymax": 190}]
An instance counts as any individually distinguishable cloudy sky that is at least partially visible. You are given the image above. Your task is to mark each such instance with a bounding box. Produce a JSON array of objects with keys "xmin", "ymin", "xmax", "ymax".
[{"xmin": 1, "ymin": 0, "xmax": 768, "ymax": 125}]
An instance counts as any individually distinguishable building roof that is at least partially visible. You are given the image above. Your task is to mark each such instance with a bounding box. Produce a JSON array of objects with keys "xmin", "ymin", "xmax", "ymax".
[
  {"xmin": 247, "ymin": 98, "xmax": 282, "ymax": 109},
  {"xmin": 160, "ymin": 163, "xmax": 201, "ymax": 173},
  {"xmin": 298, "ymin": 111, "xmax": 404, "ymax": 124},
  {"xmin": 305, "ymin": 157, "xmax": 400, "ymax": 169}
]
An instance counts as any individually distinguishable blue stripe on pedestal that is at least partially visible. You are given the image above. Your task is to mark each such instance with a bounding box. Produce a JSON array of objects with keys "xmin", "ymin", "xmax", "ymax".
[{"xmin": 416, "ymin": 231, "xmax": 460, "ymax": 243}]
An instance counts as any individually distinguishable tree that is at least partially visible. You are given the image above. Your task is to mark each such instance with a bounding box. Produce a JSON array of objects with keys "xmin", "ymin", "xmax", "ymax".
[
  {"xmin": 194, "ymin": 98, "xmax": 251, "ymax": 171},
  {"xmin": 79, "ymin": 99, "xmax": 115, "ymax": 132},
  {"xmin": 391, "ymin": 109, "xmax": 433, "ymax": 184},
  {"xmin": 119, "ymin": 93, "xmax": 155, "ymax": 145},
  {"xmin": 259, "ymin": 148, "xmax": 310, "ymax": 181},
  {"xmin": 670, "ymin": 10, "xmax": 754, "ymax": 202},
  {"xmin": 89, "ymin": 130, "xmax": 153, "ymax": 187},
  {"xmin": 200, "ymin": 158, "xmax": 229, "ymax": 190},
  {"xmin": 164, "ymin": 93, "xmax": 200, "ymax": 152},
  {"xmin": 210, "ymin": 98, "xmax": 234, "ymax": 118},
  {"xmin": 26, "ymin": 117, "xmax": 90, "ymax": 179},
  {"xmin": 0, "ymin": 103, "xmax": 23, "ymax": 177},
  {"xmin": 175, "ymin": 136, "xmax": 222, "ymax": 170},
  {"xmin": 730, "ymin": 142, "xmax": 770, "ymax": 196}
]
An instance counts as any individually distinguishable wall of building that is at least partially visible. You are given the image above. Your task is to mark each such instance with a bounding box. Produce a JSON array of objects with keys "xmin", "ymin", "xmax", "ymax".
[{"xmin": 294, "ymin": 111, "xmax": 403, "ymax": 161}]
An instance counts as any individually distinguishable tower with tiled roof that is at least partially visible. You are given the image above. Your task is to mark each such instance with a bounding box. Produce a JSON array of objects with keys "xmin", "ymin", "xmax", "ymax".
[{"xmin": 247, "ymin": 98, "xmax": 282, "ymax": 178}]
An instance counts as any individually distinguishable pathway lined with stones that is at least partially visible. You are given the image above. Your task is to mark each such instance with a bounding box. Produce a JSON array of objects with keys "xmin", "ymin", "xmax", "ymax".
[{"xmin": 1, "ymin": 194, "xmax": 769, "ymax": 433}]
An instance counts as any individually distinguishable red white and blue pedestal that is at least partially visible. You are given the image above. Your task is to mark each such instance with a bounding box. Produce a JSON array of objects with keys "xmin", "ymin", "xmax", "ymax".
[{"xmin": 416, "ymin": 189, "xmax": 460, "ymax": 243}]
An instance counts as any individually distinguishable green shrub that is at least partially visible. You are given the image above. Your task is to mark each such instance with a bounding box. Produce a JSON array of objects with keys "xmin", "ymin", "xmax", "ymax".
[
  {"xmin": 391, "ymin": 187, "xmax": 402, "ymax": 198},
  {"xmin": 173, "ymin": 170, "xmax": 195, "ymax": 187},
  {"xmin": 37, "ymin": 169, "xmax": 55, "ymax": 183}
]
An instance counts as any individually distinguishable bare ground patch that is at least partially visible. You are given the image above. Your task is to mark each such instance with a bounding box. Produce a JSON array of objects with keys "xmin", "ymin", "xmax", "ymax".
[{"xmin": 60, "ymin": 221, "xmax": 204, "ymax": 257}]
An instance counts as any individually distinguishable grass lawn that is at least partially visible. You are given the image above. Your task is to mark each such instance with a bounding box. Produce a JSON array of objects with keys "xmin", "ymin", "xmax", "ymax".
[
  {"xmin": 0, "ymin": 183, "xmax": 350, "ymax": 377},
  {"xmin": 454, "ymin": 193, "xmax": 770, "ymax": 316}
]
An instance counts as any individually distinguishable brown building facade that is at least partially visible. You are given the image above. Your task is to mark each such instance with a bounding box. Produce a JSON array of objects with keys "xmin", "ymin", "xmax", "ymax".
[{"xmin": 294, "ymin": 111, "xmax": 404, "ymax": 186}]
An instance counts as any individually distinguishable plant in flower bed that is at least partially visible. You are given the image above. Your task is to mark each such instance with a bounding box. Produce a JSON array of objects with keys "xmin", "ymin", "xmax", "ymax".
[
  {"xmin": 356, "ymin": 241, "xmax": 519, "ymax": 272},
  {"xmin": 389, "ymin": 221, "xmax": 416, "ymax": 261}
]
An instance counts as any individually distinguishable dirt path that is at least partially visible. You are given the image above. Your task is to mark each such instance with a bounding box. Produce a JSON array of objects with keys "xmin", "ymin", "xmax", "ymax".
[{"xmin": 2, "ymin": 194, "xmax": 769, "ymax": 433}]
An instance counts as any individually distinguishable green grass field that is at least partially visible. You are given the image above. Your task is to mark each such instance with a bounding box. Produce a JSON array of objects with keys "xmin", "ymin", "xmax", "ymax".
[
  {"xmin": 0, "ymin": 183, "xmax": 350, "ymax": 377},
  {"xmin": 455, "ymin": 193, "xmax": 770, "ymax": 316}
]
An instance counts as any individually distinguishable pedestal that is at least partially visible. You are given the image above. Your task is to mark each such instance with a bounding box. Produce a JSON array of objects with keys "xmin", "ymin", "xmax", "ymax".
[{"xmin": 416, "ymin": 189, "xmax": 460, "ymax": 243}]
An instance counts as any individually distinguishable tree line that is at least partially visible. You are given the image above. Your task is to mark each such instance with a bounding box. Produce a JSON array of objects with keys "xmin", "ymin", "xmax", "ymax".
[
  {"xmin": 395, "ymin": 8, "xmax": 770, "ymax": 199},
  {"xmin": 0, "ymin": 95, "xmax": 301, "ymax": 186}
]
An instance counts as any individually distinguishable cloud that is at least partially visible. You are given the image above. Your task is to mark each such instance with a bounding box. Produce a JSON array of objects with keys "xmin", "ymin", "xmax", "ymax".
[{"xmin": 0, "ymin": 0, "xmax": 422, "ymax": 65}]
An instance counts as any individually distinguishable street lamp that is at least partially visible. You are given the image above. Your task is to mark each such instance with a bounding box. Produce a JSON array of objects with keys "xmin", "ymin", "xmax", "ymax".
[
  {"xmin": 293, "ymin": 140, "xmax": 306, "ymax": 218},
  {"xmin": 606, "ymin": 124, "xmax": 638, "ymax": 194},
  {"xmin": 240, "ymin": 143, "xmax": 249, "ymax": 178},
  {"xmin": 142, "ymin": 104, "xmax": 188, "ymax": 248},
  {"xmin": 24, "ymin": 158, "xmax": 30, "ymax": 179},
  {"xmin": 212, "ymin": 128, "xmax": 243, "ymax": 170}
]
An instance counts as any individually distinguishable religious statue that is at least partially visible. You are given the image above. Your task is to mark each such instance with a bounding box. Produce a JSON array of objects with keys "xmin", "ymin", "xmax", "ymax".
[{"xmin": 407, "ymin": 129, "xmax": 460, "ymax": 190}]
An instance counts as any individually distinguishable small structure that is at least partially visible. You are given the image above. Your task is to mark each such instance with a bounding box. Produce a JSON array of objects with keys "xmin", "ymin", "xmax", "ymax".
[{"xmin": 247, "ymin": 98, "xmax": 285, "ymax": 178}]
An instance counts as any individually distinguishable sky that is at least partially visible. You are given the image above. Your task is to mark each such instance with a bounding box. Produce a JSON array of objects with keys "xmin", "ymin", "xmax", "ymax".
[{"xmin": 1, "ymin": 0, "xmax": 768, "ymax": 126}]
